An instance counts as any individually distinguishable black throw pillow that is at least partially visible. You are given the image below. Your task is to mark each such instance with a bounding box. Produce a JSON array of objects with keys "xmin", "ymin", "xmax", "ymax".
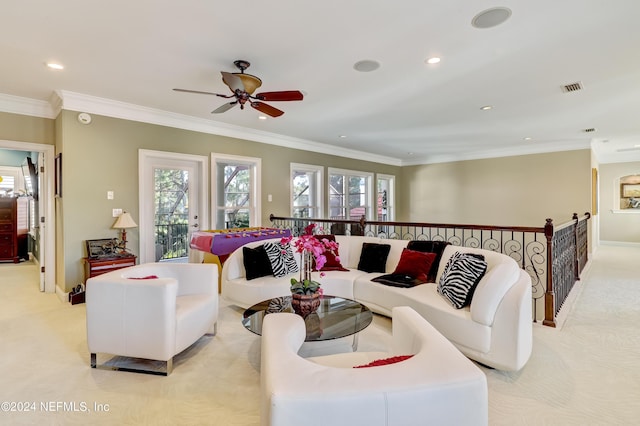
[
  {"xmin": 357, "ymin": 243, "xmax": 391, "ymax": 273},
  {"xmin": 372, "ymin": 273, "xmax": 423, "ymax": 288},
  {"xmin": 407, "ymin": 240, "xmax": 452, "ymax": 282},
  {"xmin": 242, "ymin": 245, "xmax": 273, "ymax": 280}
]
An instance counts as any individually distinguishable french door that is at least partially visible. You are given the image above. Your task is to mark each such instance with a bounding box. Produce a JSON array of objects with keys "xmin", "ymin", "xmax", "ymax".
[{"xmin": 139, "ymin": 150, "xmax": 208, "ymax": 264}]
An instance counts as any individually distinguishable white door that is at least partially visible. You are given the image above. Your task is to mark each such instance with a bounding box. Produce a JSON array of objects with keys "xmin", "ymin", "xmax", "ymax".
[
  {"xmin": 139, "ymin": 150, "xmax": 208, "ymax": 264},
  {"xmin": 0, "ymin": 141, "xmax": 55, "ymax": 293}
]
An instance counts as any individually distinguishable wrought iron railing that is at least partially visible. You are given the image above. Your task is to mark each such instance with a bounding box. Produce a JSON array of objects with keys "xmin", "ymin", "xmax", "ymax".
[
  {"xmin": 269, "ymin": 213, "xmax": 591, "ymax": 326},
  {"xmin": 155, "ymin": 222, "xmax": 189, "ymax": 261},
  {"xmin": 543, "ymin": 213, "xmax": 590, "ymax": 326}
]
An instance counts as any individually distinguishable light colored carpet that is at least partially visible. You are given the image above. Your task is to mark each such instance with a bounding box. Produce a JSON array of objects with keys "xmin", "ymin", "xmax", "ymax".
[{"xmin": 0, "ymin": 244, "xmax": 639, "ymax": 425}]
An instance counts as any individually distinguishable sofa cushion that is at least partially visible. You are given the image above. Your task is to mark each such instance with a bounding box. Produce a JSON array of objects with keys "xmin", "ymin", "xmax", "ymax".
[
  {"xmin": 406, "ymin": 240, "xmax": 451, "ymax": 282},
  {"xmin": 242, "ymin": 245, "xmax": 274, "ymax": 280},
  {"xmin": 393, "ymin": 248, "xmax": 436, "ymax": 283},
  {"xmin": 263, "ymin": 242, "xmax": 299, "ymax": 278},
  {"xmin": 312, "ymin": 235, "xmax": 348, "ymax": 271},
  {"xmin": 357, "ymin": 243, "xmax": 391, "ymax": 273},
  {"xmin": 470, "ymin": 261, "xmax": 520, "ymax": 326},
  {"xmin": 406, "ymin": 284, "xmax": 492, "ymax": 354},
  {"xmin": 371, "ymin": 249, "xmax": 436, "ymax": 288},
  {"xmin": 438, "ymin": 251, "xmax": 487, "ymax": 309}
]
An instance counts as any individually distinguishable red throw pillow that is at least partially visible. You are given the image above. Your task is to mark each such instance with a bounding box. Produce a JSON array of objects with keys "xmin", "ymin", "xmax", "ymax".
[
  {"xmin": 393, "ymin": 248, "xmax": 436, "ymax": 283},
  {"xmin": 313, "ymin": 235, "xmax": 348, "ymax": 271},
  {"xmin": 127, "ymin": 275, "xmax": 159, "ymax": 280},
  {"xmin": 353, "ymin": 355, "xmax": 414, "ymax": 368}
]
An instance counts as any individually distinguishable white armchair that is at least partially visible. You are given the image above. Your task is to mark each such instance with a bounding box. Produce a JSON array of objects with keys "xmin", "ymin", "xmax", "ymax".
[
  {"xmin": 86, "ymin": 262, "xmax": 218, "ymax": 375},
  {"xmin": 260, "ymin": 306, "xmax": 488, "ymax": 426}
]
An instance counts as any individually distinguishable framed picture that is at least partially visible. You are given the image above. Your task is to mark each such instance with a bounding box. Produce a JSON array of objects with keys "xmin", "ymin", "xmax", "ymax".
[
  {"xmin": 621, "ymin": 183, "xmax": 640, "ymax": 198},
  {"xmin": 55, "ymin": 153, "xmax": 62, "ymax": 198},
  {"xmin": 86, "ymin": 238, "xmax": 119, "ymax": 258}
]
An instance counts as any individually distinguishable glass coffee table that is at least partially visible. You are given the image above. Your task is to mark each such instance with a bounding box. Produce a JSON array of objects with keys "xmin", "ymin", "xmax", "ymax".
[{"xmin": 242, "ymin": 295, "xmax": 373, "ymax": 351}]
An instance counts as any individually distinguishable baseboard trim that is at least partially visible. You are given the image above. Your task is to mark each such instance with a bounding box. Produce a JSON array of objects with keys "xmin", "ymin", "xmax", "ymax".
[{"xmin": 599, "ymin": 240, "xmax": 640, "ymax": 247}]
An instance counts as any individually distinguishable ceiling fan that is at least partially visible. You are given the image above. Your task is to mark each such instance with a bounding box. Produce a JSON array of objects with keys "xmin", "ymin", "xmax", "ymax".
[{"xmin": 173, "ymin": 60, "xmax": 304, "ymax": 117}]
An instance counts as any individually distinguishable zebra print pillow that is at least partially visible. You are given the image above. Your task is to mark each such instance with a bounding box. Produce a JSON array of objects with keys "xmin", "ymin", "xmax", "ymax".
[
  {"xmin": 263, "ymin": 242, "xmax": 300, "ymax": 278},
  {"xmin": 438, "ymin": 251, "xmax": 488, "ymax": 309}
]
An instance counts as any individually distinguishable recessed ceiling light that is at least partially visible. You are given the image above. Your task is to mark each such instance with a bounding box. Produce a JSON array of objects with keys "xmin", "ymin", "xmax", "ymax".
[
  {"xmin": 472, "ymin": 7, "xmax": 512, "ymax": 29},
  {"xmin": 258, "ymin": 116, "xmax": 267, "ymax": 120},
  {"xmin": 523, "ymin": 137, "xmax": 532, "ymax": 141},
  {"xmin": 353, "ymin": 60, "xmax": 380, "ymax": 72},
  {"xmin": 480, "ymin": 105, "xmax": 493, "ymax": 111},
  {"xmin": 339, "ymin": 135, "xmax": 347, "ymax": 138},
  {"xmin": 426, "ymin": 57, "xmax": 441, "ymax": 64},
  {"xmin": 407, "ymin": 152, "xmax": 414, "ymax": 156},
  {"xmin": 46, "ymin": 62, "xmax": 64, "ymax": 70}
]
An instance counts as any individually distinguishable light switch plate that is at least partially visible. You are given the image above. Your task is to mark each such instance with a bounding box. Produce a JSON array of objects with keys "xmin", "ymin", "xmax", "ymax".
[{"xmin": 107, "ymin": 191, "xmax": 114, "ymax": 200}]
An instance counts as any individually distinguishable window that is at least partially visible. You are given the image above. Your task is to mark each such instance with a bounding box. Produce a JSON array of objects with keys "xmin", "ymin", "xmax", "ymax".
[
  {"xmin": 0, "ymin": 167, "xmax": 22, "ymax": 196},
  {"xmin": 377, "ymin": 174, "xmax": 395, "ymax": 221},
  {"xmin": 328, "ymin": 168, "xmax": 374, "ymax": 220},
  {"xmin": 212, "ymin": 154, "xmax": 261, "ymax": 229},
  {"xmin": 291, "ymin": 163, "xmax": 323, "ymax": 218}
]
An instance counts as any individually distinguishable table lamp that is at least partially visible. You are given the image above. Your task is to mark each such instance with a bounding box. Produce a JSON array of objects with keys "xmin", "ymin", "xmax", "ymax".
[{"xmin": 112, "ymin": 211, "xmax": 137, "ymax": 252}]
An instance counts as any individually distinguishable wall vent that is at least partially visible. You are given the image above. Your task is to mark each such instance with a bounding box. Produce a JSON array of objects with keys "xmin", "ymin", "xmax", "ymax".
[
  {"xmin": 583, "ymin": 128, "xmax": 597, "ymax": 133},
  {"xmin": 562, "ymin": 82, "xmax": 583, "ymax": 93}
]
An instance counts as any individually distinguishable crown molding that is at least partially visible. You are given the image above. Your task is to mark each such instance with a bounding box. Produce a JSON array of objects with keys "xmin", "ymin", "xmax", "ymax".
[
  {"xmin": 1, "ymin": 90, "xmax": 604, "ymax": 167},
  {"xmin": 55, "ymin": 90, "xmax": 403, "ymax": 166},
  {"xmin": 401, "ymin": 140, "xmax": 592, "ymax": 166},
  {"xmin": 0, "ymin": 93, "xmax": 57, "ymax": 119}
]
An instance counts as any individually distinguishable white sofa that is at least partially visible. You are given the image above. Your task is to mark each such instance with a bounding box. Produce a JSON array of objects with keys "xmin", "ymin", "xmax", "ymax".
[
  {"xmin": 261, "ymin": 306, "xmax": 488, "ymax": 426},
  {"xmin": 86, "ymin": 262, "xmax": 219, "ymax": 375},
  {"xmin": 222, "ymin": 235, "xmax": 532, "ymax": 371}
]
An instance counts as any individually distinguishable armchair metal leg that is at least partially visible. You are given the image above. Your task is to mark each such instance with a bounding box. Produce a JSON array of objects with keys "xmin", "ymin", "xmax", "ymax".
[
  {"xmin": 205, "ymin": 322, "xmax": 218, "ymax": 337},
  {"xmin": 90, "ymin": 352, "xmax": 172, "ymax": 376}
]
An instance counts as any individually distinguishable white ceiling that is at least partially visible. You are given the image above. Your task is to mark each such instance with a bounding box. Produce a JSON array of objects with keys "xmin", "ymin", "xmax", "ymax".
[{"xmin": 2, "ymin": 0, "xmax": 639, "ymax": 165}]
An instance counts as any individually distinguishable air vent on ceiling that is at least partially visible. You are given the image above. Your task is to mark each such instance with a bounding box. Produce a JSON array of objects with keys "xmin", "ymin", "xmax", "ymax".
[
  {"xmin": 562, "ymin": 82, "xmax": 583, "ymax": 93},
  {"xmin": 583, "ymin": 128, "xmax": 597, "ymax": 133}
]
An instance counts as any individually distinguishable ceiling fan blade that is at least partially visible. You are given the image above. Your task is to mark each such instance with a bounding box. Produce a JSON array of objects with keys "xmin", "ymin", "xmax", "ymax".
[
  {"xmin": 251, "ymin": 101, "xmax": 284, "ymax": 117},
  {"xmin": 173, "ymin": 88, "xmax": 229, "ymax": 97},
  {"xmin": 212, "ymin": 102, "xmax": 237, "ymax": 114},
  {"xmin": 221, "ymin": 71, "xmax": 245, "ymax": 92},
  {"xmin": 255, "ymin": 91, "xmax": 304, "ymax": 102}
]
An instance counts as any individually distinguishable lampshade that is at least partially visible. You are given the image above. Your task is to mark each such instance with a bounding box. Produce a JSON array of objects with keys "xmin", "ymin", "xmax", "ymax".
[{"xmin": 112, "ymin": 212, "xmax": 138, "ymax": 229}]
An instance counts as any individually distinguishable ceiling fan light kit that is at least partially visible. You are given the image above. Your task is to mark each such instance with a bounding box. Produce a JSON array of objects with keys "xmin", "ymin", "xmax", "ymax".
[{"xmin": 174, "ymin": 60, "xmax": 303, "ymax": 118}]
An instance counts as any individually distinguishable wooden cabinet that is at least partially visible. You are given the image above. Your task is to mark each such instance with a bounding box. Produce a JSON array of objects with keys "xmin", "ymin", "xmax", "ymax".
[
  {"xmin": 0, "ymin": 197, "xmax": 29, "ymax": 263},
  {"xmin": 84, "ymin": 255, "xmax": 137, "ymax": 282}
]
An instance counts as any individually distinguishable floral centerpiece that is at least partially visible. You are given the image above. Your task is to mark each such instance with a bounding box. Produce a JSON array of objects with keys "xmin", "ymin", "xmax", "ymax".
[{"xmin": 281, "ymin": 223, "xmax": 340, "ymax": 316}]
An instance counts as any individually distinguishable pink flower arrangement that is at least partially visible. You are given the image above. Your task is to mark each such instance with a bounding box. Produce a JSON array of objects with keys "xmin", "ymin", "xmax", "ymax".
[{"xmin": 281, "ymin": 223, "xmax": 340, "ymax": 294}]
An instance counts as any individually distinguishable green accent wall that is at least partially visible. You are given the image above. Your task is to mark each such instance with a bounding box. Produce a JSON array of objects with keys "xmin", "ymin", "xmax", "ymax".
[{"xmin": 56, "ymin": 110, "xmax": 401, "ymax": 290}]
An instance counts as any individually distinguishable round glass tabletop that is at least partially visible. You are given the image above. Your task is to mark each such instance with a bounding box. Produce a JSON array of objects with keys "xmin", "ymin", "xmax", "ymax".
[{"xmin": 242, "ymin": 295, "xmax": 373, "ymax": 342}]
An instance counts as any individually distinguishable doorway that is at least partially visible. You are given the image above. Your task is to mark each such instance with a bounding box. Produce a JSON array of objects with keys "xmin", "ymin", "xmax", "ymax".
[
  {"xmin": 0, "ymin": 139, "xmax": 55, "ymax": 293},
  {"xmin": 138, "ymin": 150, "xmax": 208, "ymax": 264}
]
